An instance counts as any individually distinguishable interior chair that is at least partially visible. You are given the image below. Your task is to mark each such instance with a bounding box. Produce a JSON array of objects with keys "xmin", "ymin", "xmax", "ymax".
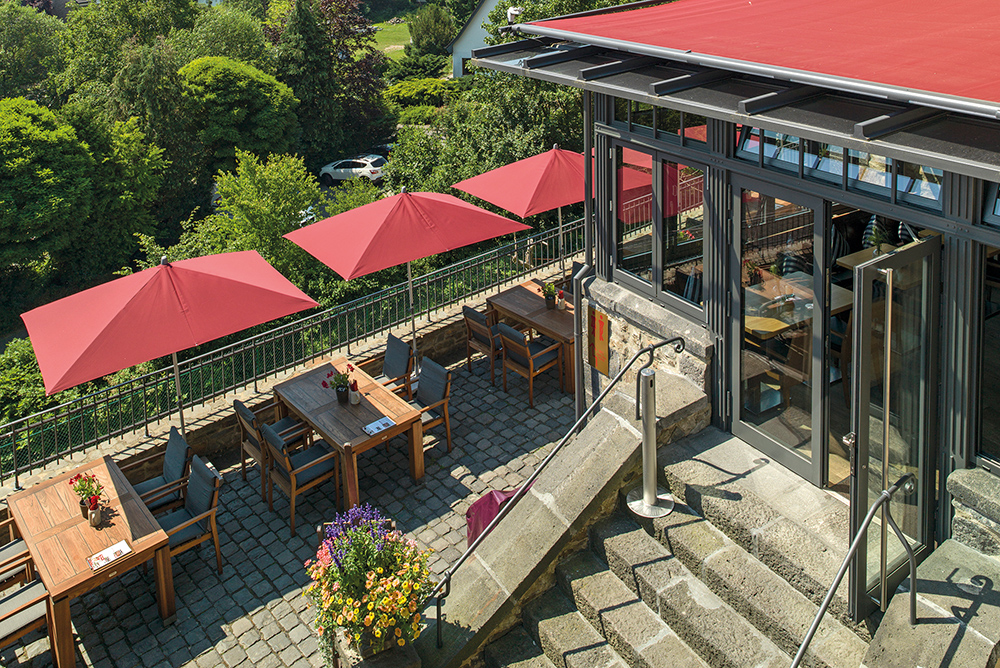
[
  {"xmin": 497, "ymin": 322, "xmax": 562, "ymax": 408},
  {"xmin": 408, "ymin": 358, "xmax": 452, "ymax": 452},
  {"xmin": 0, "ymin": 518, "xmax": 27, "ymax": 593},
  {"xmin": 779, "ymin": 252, "xmax": 812, "ymax": 277},
  {"xmin": 360, "ymin": 333, "xmax": 414, "ymax": 399},
  {"xmin": 120, "ymin": 426, "xmax": 192, "ymax": 515},
  {"xmin": 262, "ymin": 422, "xmax": 340, "ymax": 537},
  {"xmin": 0, "ymin": 554, "xmax": 51, "ymax": 656},
  {"xmin": 463, "ymin": 306, "xmax": 503, "ymax": 384},
  {"xmin": 682, "ymin": 271, "xmax": 703, "ymax": 305},
  {"xmin": 234, "ymin": 399, "xmax": 305, "ymax": 501},
  {"xmin": 157, "ymin": 455, "xmax": 223, "ymax": 574}
]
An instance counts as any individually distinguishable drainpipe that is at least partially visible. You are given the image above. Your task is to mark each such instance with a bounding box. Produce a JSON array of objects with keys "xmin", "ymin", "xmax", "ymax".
[{"xmin": 573, "ymin": 90, "xmax": 595, "ymax": 420}]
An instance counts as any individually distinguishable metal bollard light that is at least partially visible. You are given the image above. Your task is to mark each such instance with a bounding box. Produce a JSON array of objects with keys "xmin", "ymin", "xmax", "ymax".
[{"xmin": 626, "ymin": 368, "xmax": 674, "ymax": 518}]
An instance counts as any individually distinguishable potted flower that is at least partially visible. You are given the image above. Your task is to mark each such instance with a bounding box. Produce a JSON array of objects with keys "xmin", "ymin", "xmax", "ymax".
[
  {"xmin": 542, "ymin": 282, "xmax": 557, "ymax": 309},
  {"xmin": 305, "ymin": 504, "xmax": 432, "ymax": 665},
  {"xmin": 322, "ymin": 369, "xmax": 351, "ymax": 404},
  {"xmin": 69, "ymin": 472, "xmax": 103, "ymax": 520}
]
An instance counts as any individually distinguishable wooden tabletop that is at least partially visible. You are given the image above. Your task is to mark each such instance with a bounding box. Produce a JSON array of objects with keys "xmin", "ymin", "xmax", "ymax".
[
  {"xmin": 273, "ymin": 358, "xmax": 420, "ymax": 455},
  {"xmin": 744, "ymin": 271, "xmax": 853, "ymax": 340},
  {"xmin": 7, "ymin": 456, "xmax": 168, "ymax": 601},
  {"xmin": 487, "ymin": 279, "xmax": 574, "ymax": 344},
  {"xmin": 835, "ymin": 244, "xmax": 897, "ymax": 270}
]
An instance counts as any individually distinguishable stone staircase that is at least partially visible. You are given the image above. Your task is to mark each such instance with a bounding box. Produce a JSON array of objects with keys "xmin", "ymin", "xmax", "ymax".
[{"xmin": 482, "ymin": 429, "xmax": 870, "ymax": 668}]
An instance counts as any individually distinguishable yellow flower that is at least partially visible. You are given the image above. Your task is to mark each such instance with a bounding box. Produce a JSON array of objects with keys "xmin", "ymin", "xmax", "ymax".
[
  {"xmin": 367, "ymin": 602, "xmax": 374, "ymax": 611},
  {"xmin": 397, "ymin": 638, "xmax": 405, "ymax": 647},
  {"xmin": 374, "ymin": 629, "xmax": 382, "ymax": 638},
  {"xmin": 336, "ymin": 616, "xmax": 343, "ymax": 625},
  {"xmin": 354, "ymin": 633, "xmax": 360, "ymax": 641},
  {"xmin": 395, "ymin": 627, "xmax": 402, "ymax": 637},
  {"xmin": 414, "ymin": 630, "xmax": 421, "ymax": 639},
  {"xmin": 377, "ymin": 567, "xmax": 383, "ymax": 574}
]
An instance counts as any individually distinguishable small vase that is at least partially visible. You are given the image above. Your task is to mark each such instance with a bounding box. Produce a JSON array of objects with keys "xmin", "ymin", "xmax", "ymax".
[
  {"xmin": 336, "ymin": 386, "xmax": 349, "ymax": 404},
  {"xmin": 557, "ymin": 297, "xmax": 566, "ymax": 310},
  {"xmin": 545, "ymin": 295, "xmax": 555, "ymax": 310},
  {"xmin": 349, "ymin": 389, "xmax": 360, "ymax": 405},
  {"xmin": 88, "ymin": 506, "xmax": 101, "ymax": 527},
  {"xmin": 79, "ymin": 499, "xmax": 89, "ymax": 519}
]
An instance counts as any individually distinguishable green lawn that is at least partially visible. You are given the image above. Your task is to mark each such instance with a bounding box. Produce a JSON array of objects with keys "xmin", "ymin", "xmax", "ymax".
[{"xmin": 374, "ymin": 22, "xmax": 410, "ymax": 61}]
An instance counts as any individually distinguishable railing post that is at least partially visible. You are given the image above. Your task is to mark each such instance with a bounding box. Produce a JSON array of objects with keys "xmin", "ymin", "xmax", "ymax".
[{"xmin": 626, "ymin": 368, "xmax": 674, "ymax": 518}]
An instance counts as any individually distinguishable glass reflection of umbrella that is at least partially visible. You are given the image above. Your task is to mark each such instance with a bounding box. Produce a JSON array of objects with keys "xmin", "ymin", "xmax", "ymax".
[
  {"xmin": 284, "ymin": 190, "xmax": 529, "ymax": 366},
  {"xmin": 21, "ymin": 251, "xmax": 319, "ymax": 435}
]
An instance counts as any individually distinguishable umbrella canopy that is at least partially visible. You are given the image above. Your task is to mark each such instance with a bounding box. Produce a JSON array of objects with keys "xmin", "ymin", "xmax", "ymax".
[
  {"xmin": 22, "ymin": 251, "xmax": 318, "ymax": 410},
  {"xmin": 284, "ymin": 191, "xmax": 529, "ymax": 280},
  {"xmin": 451, "ymin": 147, "xmax": 587, "ymax": 218}
]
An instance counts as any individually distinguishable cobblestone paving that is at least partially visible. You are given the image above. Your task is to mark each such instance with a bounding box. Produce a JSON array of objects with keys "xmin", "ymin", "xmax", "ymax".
[{"xmin": 3, "ymin": 354, "xmax": 576, "ymax": 667}]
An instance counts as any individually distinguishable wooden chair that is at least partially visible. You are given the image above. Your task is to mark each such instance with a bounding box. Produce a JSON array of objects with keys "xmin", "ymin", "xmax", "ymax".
[
  {"xmin": 359, "ymin": 333, "xmax": 414, "ymax": 399},
  {"xmin": 0, "ymin": 555, "xmax": 51, "ymax": 656},
  {"xmin": 119, "ymin": 427, "xmax": 192, "ymax": 515},
  {"xmin": 408, "ymin": 358, "xmax": 452, "ymax": 451},
  {"xmin": 0, "ymin": 518, "xmax": 27, "ymax": 593},
  {"xmin": 234, "ymin": 399, "xmax": 305, "ymax": 501},
  {"xmin": 262, "ymin": 422, "xmax": 340, "ymax": 537},
  {"xmin": 463, "ymin": 306, "xmax": 502, "ymax": 384},
  {"xmin": 157, "ymin": 456, "xmax": 223, "ymax": 574},
  {"xmin": 497, "ymin": 322, "xmax": 562, "ymax": 408}
]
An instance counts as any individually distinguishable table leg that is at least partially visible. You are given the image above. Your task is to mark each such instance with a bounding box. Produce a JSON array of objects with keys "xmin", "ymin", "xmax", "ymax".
[
  {"xmin": 563, "ymin": 341, "xmax": 575, "ymax": 393},
  {"xmin": 408, "ymin": 421, "xmax": 424, "ymax": 481},
  {"xmin": 343, "ymin": 451, "xmax": 360, "ymax": 508},
  {"xmin": 154, "ymin": 545, "xmax": 176, "ymax": 623},
  {"xmin": 50, "ymin": 595, "xmax": 74, "ymax": 668}
]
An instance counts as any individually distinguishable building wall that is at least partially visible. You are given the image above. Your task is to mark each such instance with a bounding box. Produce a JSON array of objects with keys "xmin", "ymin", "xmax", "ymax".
[{"xmin": 449, "ymin": 0, "xmax": 502, "ymax": 78}]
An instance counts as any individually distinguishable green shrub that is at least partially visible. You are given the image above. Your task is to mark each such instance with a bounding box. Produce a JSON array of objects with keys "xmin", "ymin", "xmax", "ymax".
[
  {"xmin": 397, "ymin": 105, "xmax": 438, "ymax": 125},
  {"xmin": 385, "ymin": 77, "xmax": 447, "ymax": 108},
  {"xmin": 385, "ymin": 54, "xmax": 447, "ymax": 83},
  {"xmin": 405, "ymin": 4, "xmax": 455, "ymax": 58}
]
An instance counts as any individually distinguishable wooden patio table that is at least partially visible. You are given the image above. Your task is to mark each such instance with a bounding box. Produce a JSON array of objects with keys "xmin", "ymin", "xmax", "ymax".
[
  {"xmin": 273, "ymin": 357, "xmax": 422, "ymax": 509},
  {"xmin": 7, "ymin": 455, "xmax": 175, "ymax": 668},
  {"xmin": 487, "ymin": 279, "xmax": 576, "ymax": 393}
]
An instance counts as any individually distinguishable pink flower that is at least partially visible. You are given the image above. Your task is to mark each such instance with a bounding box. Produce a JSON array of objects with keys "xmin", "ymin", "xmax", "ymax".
[
  {"xmin": 322, "ymin": 380, "xmax": 329, "ymax": 388},
  {"xmin": 88, "ymin": 495, "xmax": 100, "ymax": 510},
  {"xmin": 558, "ymin": 290, "xmax": 564, "ymax": 298}
]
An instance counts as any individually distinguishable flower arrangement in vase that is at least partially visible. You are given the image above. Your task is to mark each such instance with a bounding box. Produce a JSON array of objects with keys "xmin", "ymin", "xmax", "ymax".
[
  {"xmin": 542, "ymin": 282, "xmax": 557, "ymax": 309},
  {"xmin": 322, "ymin": 368, "xmax": 351, "ymax": 404},
  {"xmin": 69, "ymin": 472, "xmax": 103, "ymax": 521},
  {"xmin": 305, "ymin": 504, "xmax": 432, "ymax": 665},
  {"xmin": 557, "ymin": 289, "xmax": 566, "ymax": 310}
]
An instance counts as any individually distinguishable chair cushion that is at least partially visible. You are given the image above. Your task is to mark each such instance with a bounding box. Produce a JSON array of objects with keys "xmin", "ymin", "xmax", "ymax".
[
  {"xmin": 383, "ymin": 333, "xmax": 412, "ymax": 381},
  {"xmin": 270, "ymin": 416, "xmax": 304, "ymax": 448},
  {"xmin": 416, "ymin": 359, "xmax": 449, "ymax": 405},
  {"xmin": 185, "ymin": 456, "xmax": 217, "ymax": 518},
  {"xmin": 0, "ymin": 579, "xmax": 47, "ymax": 641},
  {"xmin": 526, "ymin": 339, "xmax": 560, "ymax": 367},
  {"xmin": 286, "ymin": 441, "xmax": 338, "ymax": 487},
  {"xmin": 0, "ymin": 539, "xmax": 26, "ymax": 583},
  {"xmin": 162, "ymin": 427, "xmax": 190, "ymax": 483},
  {"xmin": 159, "ymin": 508, "xmax": 206, "ymax": 548},
  {"xmin": 132, "ymin": 475, "xmax": 180, "ymax": 511}
]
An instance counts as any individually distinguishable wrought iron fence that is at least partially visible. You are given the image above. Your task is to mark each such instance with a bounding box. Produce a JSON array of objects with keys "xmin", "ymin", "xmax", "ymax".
[{"xmin": 0, "ymin": 220, "xmax": 584, "ymax": 486}]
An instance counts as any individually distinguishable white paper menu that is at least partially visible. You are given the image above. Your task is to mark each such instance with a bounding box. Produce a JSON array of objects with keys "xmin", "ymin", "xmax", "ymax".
[{"xmin": 87, "ymin": 540, "xmax": 132, "ymax": 571}]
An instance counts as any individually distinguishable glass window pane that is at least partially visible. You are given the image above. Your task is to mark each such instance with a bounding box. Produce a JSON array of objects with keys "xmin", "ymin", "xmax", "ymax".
[
  {"xmin": 682, "ymin": 113, "xmax": 708, "ymax": 146},
  {"xmin": 848, "ymin": 150, "xmax": 892, "ymax": 196},
  {"xmin": 614, "ymin": 98, "xmax": 629, "ymax": 124},
  {"xmin": 656, "ymin": 107, "xmax": 681, "ymax": 137},
  {"xmin": 982, "ymin": 255, "xmax": 1000, "ymax": 461},
  {"xmin": 803, "ymin": 141, "xmax": 843, "ymax": 183},
  {"xmin": 762, "ymin": 130, "xmax": 800, "ymax": 170},
  {"xmin": 632, "ymin": 101, "xmax": 654, "ymax": 131},
  {"xmin": 616, "ymin": 147, "xmax": 654, "ymax": 284},
  {"xmin": 661, "ymin": 162, "xmax": 705, "ymax": 305},
  {"xmin": 896, "ymin": 161, "xmax": 942, "ymax": 209}
]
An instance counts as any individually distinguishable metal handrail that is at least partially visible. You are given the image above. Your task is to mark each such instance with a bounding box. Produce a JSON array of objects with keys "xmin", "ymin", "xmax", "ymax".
[
  {"xmin": 790, "ymin": 472, "xmax": 918, "ymax": 668},
  {"xmin": 429, "ymin": 335, "xmax": 686, "ymax": 648},
  {"xmin": 0, "ymin": 220, "xmax": 584, "ymax": 486}
]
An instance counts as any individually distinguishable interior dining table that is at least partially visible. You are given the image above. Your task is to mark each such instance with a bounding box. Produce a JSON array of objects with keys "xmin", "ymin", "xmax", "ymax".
[
  {"xmin": 7, "ymin": 455, "xmax": 175, "ymax": 668},
  {"xmin": 273, "ymin": 357, "xmax": 423, "ymax": 508},
  {"xmin": 743, "ymin": 270, "xmax": 853, "ymax": 340}
]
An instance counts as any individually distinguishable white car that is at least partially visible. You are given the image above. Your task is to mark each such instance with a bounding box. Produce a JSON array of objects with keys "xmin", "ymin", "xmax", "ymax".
[{"xmin": 319, "ymin": 154, "xmax": 386, "ymax": 186}]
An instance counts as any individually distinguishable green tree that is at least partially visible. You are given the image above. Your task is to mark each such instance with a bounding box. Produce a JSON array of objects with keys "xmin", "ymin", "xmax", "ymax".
[
  {"xmin": 55, "ymin": 104, "xmax": 167, "ymax": 283},
  {"xmin": 386, "ymin": 77, "xmax": 449, "ymax": 107},
  {"xmin": 0, "ymin": 98, "xmax": 93, "ymax": 268},
  {"xmin": 169, "ymin": 5, "xmax": 275, "ymax": 73},
  {"xmin": 179, "ymin": 56, "xmax": 299, "ymax": 176},
  {"xmin": 444, "ymin": 0, "xmax": 479, "ymax": 27},
  {"xmin": 0, "ymin": 3, "xmax": 65, "ymax": 104},
  {"xmin": 275, "ymin": 0, "xmax": 344, "ymax": 171},
  {"xmin": 223, "ymin": 0, "xmax": 269, "ymax": 22},
  {"xmin": 405, "ymin": 4, "xmax": 455, "ymax": 58},
  {"xmin": 385, "ymin": 54, "xmax": 448, "ymax": 84}
]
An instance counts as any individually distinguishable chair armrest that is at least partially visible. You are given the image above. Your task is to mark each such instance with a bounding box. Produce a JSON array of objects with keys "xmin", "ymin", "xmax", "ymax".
[
  {"xmin": 290, "ymin": 449, "xmax": 340, "ymax": 476},
  {"xmin": 0, "ymin": 551, "xmax": 31, "ymax": 577},
  {"xmin": 119, "ymin": 450, "xmax": 166, "ymax": 473},
  {"xmin": 530, "ymin": 341, "xmax": 562, "ymax": 359},
  {"xmin": 140, "ymin": 476, "xmax": 189, "ymax": 506},
  {"xmin": 277, "ymin": 422, "xmax": 313, "ymax": 444},
  {"xmin": 417, "ymin": 396, "xmax": 448, "ymax": 415},
  {"xmin": 0, "ymin": 587, "xmax": 47, "ymax": 622},
  {"xmin": 163, "ymin": 507, "xmax": 217, "ymax": 537},
  {"xmin": 356, "ymin": 355, "xmax": 384, "ymax": 373},
  {"xmin": 0, "ymin": 516, "xmax": 19, "ymax": 542},
  {"xmin": 250, "ymin": 399, "xmax": 282, "ymax": 419}
]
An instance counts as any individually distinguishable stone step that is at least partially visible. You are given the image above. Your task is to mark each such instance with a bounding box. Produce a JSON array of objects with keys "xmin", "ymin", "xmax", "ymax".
[
  {"xmin": 582, "ymin": 514, "xmax": 789, "ymax": 668},
  {"xmin": 555, "ymin": 550, "xmax": 710, "ymax": 668},
  {"xmin": 631, "ymin": 505, "xmax": 866, "ymax": 668},
  {"xmin": 484, "ymin": 625, "xmax": 556, "ymax": 668},
  {"xmin": 659, "ymin": 428, "xmax": 864, "ymax": 637},
  {"xmin": 522, "ymin": 586, "xmax": 630, "ymax": 668}
]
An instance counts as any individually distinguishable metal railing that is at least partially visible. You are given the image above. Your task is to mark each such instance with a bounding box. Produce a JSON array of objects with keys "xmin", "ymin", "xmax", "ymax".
[
  {"xmin": 0, "ymin": 220, "xmax": 584, "ymax": 487},
  {"xmin": 429, "ymin": 335, "xmax": 686, "ymax": 648},
  {"xmin": 790, "ymin": 472, "xmax": 918, "ymax": 668}
]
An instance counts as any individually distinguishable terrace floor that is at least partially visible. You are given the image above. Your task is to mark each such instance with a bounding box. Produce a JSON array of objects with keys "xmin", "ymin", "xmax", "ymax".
[{"xmin": 2, "ymin": 353, "xmax": 576, "ymax": 668}]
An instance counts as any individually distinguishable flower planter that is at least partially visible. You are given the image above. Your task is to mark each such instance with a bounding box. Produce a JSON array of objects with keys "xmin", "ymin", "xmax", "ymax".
[
  {"xmin": 544, "ymin": 294, "xmax": 556, "ymax": 310},
  {"xmin": 79, "ymin": 499, "xmax": 89, "ymax": 519},
  {"xmin": 336, "ymin": 386, "xmax": 350, "ymax": 404},
  {"xmin": 325, "ymin": 627, "xmax": 419, "ymax": 668}
]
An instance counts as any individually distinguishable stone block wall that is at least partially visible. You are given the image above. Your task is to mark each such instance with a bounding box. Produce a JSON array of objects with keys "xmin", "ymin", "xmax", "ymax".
[{"xmin": 948, "ymin": 467, "xmax": 1000, "ymax": 557}]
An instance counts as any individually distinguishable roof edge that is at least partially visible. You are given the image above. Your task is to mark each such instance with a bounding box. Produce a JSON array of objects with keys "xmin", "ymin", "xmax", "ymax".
[{"xmin": 511, "ymin": 23, "xmax": 1000, "ymax": 122}]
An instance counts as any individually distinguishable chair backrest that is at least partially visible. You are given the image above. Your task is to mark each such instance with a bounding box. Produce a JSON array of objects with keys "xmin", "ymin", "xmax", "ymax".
[
  {"xmin": 383, "ymin": 333, "xmax": 414, "ymax": 381},
  {"xmin": 682, "ymin": 272, "xmax": 702, "ymax": 304},
  {"xmin": 898, "ymin": 221, "xmax": 917, "ymax": 245},
  {"xmin": 497, "ymin": 322, "xmax": 531, "ymax": 367},
  {"xmin": 830, "ymin": 224, "xmax": 850, "ymax": 267},
  {"xmin": 416, "ymin": 358, "xmax": 451, "ymax": 405},
  {"xmin": 463, "ymin": 306, "xmax": 496, "ymax": 348},
  {"xmin": 780, "ymin": 253, "xmax": 812, "ymax": 276},
  {"xmin": 163, "ymin": 427, "xmax": 192, "ymax": 484},
  {"xmin": 185, "ymin": 456, "xmax": 219, "ymax": 530},
  {"xmin": 233, "ymin": 399, "xmax": 262, "ymax": 449},
  {"xmin": 260, "ymin": 422, "xmax": 293, "ymax": 480}
]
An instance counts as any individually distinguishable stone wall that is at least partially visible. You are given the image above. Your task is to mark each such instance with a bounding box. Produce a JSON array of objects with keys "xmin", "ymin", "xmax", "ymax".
[{"xmin": 948, "ymin": 467, "xmax": 1000, "ymax": 557}]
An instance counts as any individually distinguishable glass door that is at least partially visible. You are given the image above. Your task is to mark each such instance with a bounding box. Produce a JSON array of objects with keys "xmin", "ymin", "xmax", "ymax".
[
  {"xmin": 848, "ymin": 235, "xmax": 940, "ymax": 621},
  {"xmin": 731, "ymin": 178, "xmax": 825, "ymax": 484}
]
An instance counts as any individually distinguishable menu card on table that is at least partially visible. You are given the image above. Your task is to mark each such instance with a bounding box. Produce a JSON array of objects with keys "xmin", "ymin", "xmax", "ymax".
[
  {"xmin": 87, "ymin": 540, "xmax": 132, "ymax": 571},
  {"xmin": 363, "ymin": 417, "xmax": 395, "ymax": 436}
]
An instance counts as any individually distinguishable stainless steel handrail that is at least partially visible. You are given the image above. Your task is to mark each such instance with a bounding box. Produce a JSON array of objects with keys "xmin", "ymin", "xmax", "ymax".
[
  {"xmin": 790, "ymin": 472, "xmax": 918, "ymax": 668},
  {"xmin": 429, "ymin": 336, "xmax": 686, "ymax": 648}
]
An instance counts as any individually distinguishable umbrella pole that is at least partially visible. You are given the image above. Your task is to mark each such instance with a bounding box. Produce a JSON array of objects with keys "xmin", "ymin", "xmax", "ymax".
[
  {"xmin": 408, "ymin": 261, "xmax": 418, "ymax": 374},
  {"xmin": 172, "ymin": 352, "xmax": 186, "ymax": 437},
  {"xmin": 558, "ymin": 206, "xmax": 564, "ymax": 271}
]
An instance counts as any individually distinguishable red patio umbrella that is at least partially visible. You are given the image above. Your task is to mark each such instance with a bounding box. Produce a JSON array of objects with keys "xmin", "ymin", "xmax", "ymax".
[
  {"xmin": 21, "ymin": 251, "xmax": 319, "ymax": 434},
  {"xmin": 452, "ymin": 145, "xmax": 588, "ymax": 269},
  {"xmin": 284, "ymin": 190, "xmax": 529, "ymax": 363}
]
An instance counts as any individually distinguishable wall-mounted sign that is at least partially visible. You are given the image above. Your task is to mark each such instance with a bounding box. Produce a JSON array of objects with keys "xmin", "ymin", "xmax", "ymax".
[{"xmin": 588, "ymin": 306, "xmax": 610, "ymax": 376}]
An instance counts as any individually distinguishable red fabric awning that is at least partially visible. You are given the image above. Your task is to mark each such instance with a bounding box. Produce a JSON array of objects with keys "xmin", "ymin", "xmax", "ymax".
[{"xmin": 530, "ymin": 0, "xmax": 1000, "ymax": 106}]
